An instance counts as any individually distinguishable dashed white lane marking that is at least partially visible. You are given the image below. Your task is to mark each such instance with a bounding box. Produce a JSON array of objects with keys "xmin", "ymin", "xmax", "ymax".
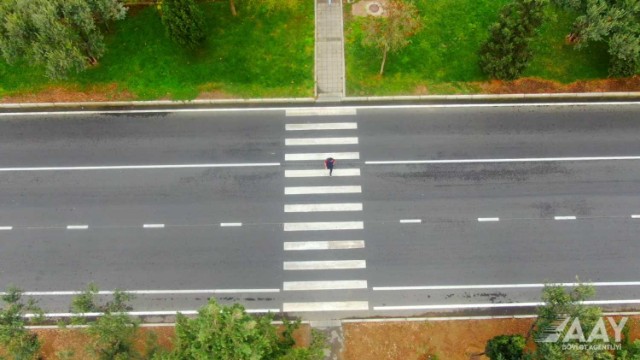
[
  {"xmin": 631, "ymin": 215, "xmax": 640, "ymax": 218},
  {"xmin": 284, "ymin": 221, "xmax": 364, "ymax": 231},
  {"xmin": 0, "ymin": 163, "xmax": 281, "ymax": 172},
  {"xmin": 220, "ymin": 222, "xmax": 242, "ymax": 227},
  {"xmin": 285, "ymin": 152, "xmax": 360, "ymax": 161},
  {"xmin": 283, "ymin": 260, "xmax": 366, "ymax": 270},
  {"xmin": 66, "ymin": 225, "xmax": 88, "ymax": 230},
  {"xmin": 399, "ymin": 219, "xmax": 422, "ymax": 224},
  {"xmin": 372, "ymin": 281, "xmax": 640, "ymax": 291},
  {"xmin": 366, "ymin": 156, "xmax": 640, "ymax": 165},
  {"xmin": 478, "ymin": 217, "xmax": 500, "ymax": 222},
  {"xmin": 285, "ymin": 169, "xmax": 361, "ymax": 177},
  {"xmin": 283, "ymin": 280, "xmax": 368, "ymax": 291},
  {"xmin": 285, "ymin": 137, "xmax": 359, "ymax": 146},
  {"xmin": 374, "ymin": 299, "xmax": 640, "ymax": 311},
  {"xmin": 283, "ymin": 301, "xmax": 369, "ymax": 312},
  {"xmin": 285, "ymin": 108, "xmax": 357, "ymax": 117},
  {"xmin": 0, "ymin": 226, "xmax": 12, "ymax": 230},
  {"xmin": 284, "ymin": 240, "xmax": 365, "ymax": 251},
  {"xmin": 143, "ymin": 224, "xmax": 165, "ymax": 229},
  {"xmin": 285, "ymin": 186, "xmax": 362, "ymax": 195},
  {"xmin": 554, "ymin": 216, "xmax": 577, "ymax": 220},
  {"xmin": 285, "ymin": 122, "xmax": 357, "ymax": 131},
  {"xmin": 284, "ymin": 203, "xmax": 363, "ymax": 213},
  {"xmin": 1, "ymin": 288, "xmax": 281, "ymax": 296}
]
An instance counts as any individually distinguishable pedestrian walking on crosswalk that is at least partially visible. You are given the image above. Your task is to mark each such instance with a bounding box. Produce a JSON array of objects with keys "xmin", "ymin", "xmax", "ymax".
[{"xmin": 324, "ymin": 157, "xmax": 336, "ymax": 176}]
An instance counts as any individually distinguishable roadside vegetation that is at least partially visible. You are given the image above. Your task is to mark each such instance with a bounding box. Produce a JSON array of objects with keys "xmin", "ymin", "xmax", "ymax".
[
  {"xmin": 0, "ymin": 283, "xmax": 326, "ymax": 360},
  {"xmin": 0, "ymin": 1, "xmax": 314, "ymax": 100},
  {"xmin": 345, "ymin": 0, "xmax": 627, "ymax": 95}
]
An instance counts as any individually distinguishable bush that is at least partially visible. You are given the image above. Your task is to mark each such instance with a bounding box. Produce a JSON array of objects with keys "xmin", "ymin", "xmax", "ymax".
[
  {"xmin": 161, "ymin": 0, "xmax": 206, "ymax": 50},
  {"xmin": 485, "ymin": 335, "xmax": 526, "ymax": 360}
]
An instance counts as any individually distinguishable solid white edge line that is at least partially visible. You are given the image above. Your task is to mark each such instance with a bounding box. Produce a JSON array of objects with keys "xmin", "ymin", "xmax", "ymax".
[
  {"xmin": 372, "ymin": 281, "xmax": 640, "ymax": 291},
  {"xmin": 66, "ymin": 225, "xmax": 88, "ymax": 230},
  {"xmin": 399, "ymin": 219, "xmax": 422, "ymax": 223},
  {"xmin": 374, "ymin": 299, "xmax": 640, "ymax": 311},
  {"xmin": 1, "ymin": 289, "xmax": 281, "ymax": 296},
  {"xmin": 478, "ymin": 217, "xmax": 500, "ymax": 222},
  {"xmin": 0, "ymin": 226, "xmax": 12, "ymax": 230},
  {"xmin": 23, "ymin": 308, "xmax": 280, "ymax": 318},
  {"xmin": 366, "ymin": 156, "xmax": 640, "ymax": 165},
  {"xmin": 220, "ymin": 222, "xmax": 242, "ymax": 227},
  {"xmin": 0, "ymin": 163, "xmax": 281, "ymax": 172},
  {"xmin": 143, "ymin": 224, "xmax": 165, "ymax": 229},
  {"xmin": 554, "ymin": 216, "xmax": 577, "ymax": 220}
]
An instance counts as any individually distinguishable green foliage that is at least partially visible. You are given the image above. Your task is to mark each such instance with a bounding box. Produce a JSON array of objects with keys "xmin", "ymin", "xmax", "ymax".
[
  {"xmin": 479, "ymin": 0, "xmax": 548, "ymax": 80},
  {"xmin": 0, "ymin": 286, "xmax": 42, "ymax": 360},
  {"xmin": 164, "ymin": 299, "xmax": 324, "ymax": 360},
  {"xmin": 161, "ymin": 0, "xmax": 206, "ymax": 50},
  {"xmin": 360, "ymin": 0, "xmax": 422, "ymax": 75},
  {"xmin": 553, "ymin": 0, "xmax": 640, "ymax": 77},
  {"xmin": 0, "ymin": 0, "xmax": 127, "ymax": 80},
  {"xmin": 485, "ymin": 335, "xmax": 525, "ymax": 360}
]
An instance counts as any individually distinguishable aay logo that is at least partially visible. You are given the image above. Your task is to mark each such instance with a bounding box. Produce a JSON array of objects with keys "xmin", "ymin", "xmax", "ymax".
[{"xmin": 536, "ymin": 316, "xmax": 627, "ymax": 343}]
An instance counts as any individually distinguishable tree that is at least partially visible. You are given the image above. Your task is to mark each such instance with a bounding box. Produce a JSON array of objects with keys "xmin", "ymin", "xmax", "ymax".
[
  {"xmin": 485, "ymin": 335, "xmax": 526, "ymax": 360},
  {"xmin": 532, "ymin": 283, "xmax": 613, "ymax": 360},
  {"xmin": 0, "ymin": 0, "xmax": 127, "ymax": 79},
  {"xmin": 163, "ymin": 299, "xmax": 325, "ymax": 360},
  {"xmin": 360, "ymin": 0, "xmax": 421, "ymax": 75},
  {"xmin": 0, "ymin": 286, "xmax": 43, "ymax": 360},
  {"xmin": 161, "ymin": 0, "xmax": 206, "ymax": 50},
  {"xmin": 553, "ymin": 0, "xmax": 640, "ymax": 77},
  {"xmin": 478, "ymin": 0, "xmax": 548, "ymax": 80}
]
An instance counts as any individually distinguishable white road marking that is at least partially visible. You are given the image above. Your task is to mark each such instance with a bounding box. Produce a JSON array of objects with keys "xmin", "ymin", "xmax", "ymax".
[
  {"xmin": 24, "ymin": 308, "xmax": 279, "ymax": 318},
  {"xmin": 284, "ymin": 221, "xmax": 364, "ymax": 231},
  {"xmin": 283, "ymin": 280, "xmax": 368, "ymax": 291},
  {"xmin": 283, "ymin": 301, "xmax": 369, "ymax": 312},
  {"xmin": 143, "ymin": 224, "xmax": 165, "ymax": 229},
  {"xmin": 285, "ymin": 186, "xmax": 362, "ymax": 195},
  {"xmin": 285, "ymin": 122, "xmax": 357, "ymax": 131},
  {"xmin": 0, "ymin": 163, "xmax": 280, "ymax": 172},
  {"xmin": 366, "ymin": 156, "xmax": 640, "ymax": 165},
  {"xmin": 374, "ymin": 299, "xmax": 640, "ymax": 311},
  {"xmin": 632, "ymin": 215, "xmax": 640, "ymax": 219},
  {"xmin": 286, "ymin": 108, "xmax": 357, "ymax": 116},
  {"xmin": 220, "ymin": 222, "xmax": 242, "ymax": 227},
  {"xmin": 399, "ymin": 219, "xmax": 422, "ymax": 224},
  {"xmin": 0, "ymin": 226, "xmax": 12, "ymax": 230},
  {"xmin": 2, "ymin": 288, "xmax": 281, "ymax": 296},
  {"xmin": 284, "ymin": 240, "xmax": 365, "ymax": 251},
  {"xmin": 478, "ymin": 217, "xmax": 500, "ymax": 222},
  {"xmin": 285, "ymin": 152, "xmax": 360, "ymax": 161},
  {"xmin": 283, "ymin": 260, "xmax": 366, "ymax": 270},
  {"xmin": 285, "ymin": 137, "xmax": 359, "ymax": 146},
  {"xmin": 285, "ymin": 169, "xmax": 361, "ymax": 177},
  {"xmin": 66, "ymin": 225, "xmax": 88, "ymax": 230},
  {"xmin": 554, "ymin": 216, "xmax": 576, "ymax": 220},
  {"xmin": 373, "ymin": 281, "xmax": 640, "ymax": 291},
  {"xmin": 284, "ymin": 203, "xmax": 362, "ymax": 212}
]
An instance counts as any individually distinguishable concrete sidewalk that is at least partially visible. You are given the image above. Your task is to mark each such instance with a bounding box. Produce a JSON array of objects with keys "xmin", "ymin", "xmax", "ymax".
[{"xmin": 315, "ymin": 0, "xmax": 346, "ymax": 101}]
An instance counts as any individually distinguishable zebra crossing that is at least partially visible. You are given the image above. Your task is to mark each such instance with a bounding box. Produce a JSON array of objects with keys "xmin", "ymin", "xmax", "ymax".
[{"xmin": 282, "ymin": 119, "xmax": 369, "ymax": 313}]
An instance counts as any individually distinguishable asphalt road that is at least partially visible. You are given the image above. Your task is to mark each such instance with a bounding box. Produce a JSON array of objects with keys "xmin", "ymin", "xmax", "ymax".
[{"xmin": 1, "ymin": 103, "xmax": 640, "ymax": 320}]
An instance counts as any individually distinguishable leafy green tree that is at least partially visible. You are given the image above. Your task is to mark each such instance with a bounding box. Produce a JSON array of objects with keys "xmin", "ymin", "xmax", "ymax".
[
  {"xmin": 163, "ymin": 299, "xmax": 325, "ymax": 360},
  {"xmin": 0, "ymin": 286, "xmax": 43, "ymax": 360},
  {"xmin": 161, "ymin": 0, "xmax": 206, "ymax": 50},
  {"xmin": 532, "ymin": 283, "xmax": 612, "ymax": 360},
  {"xmin": 479, "ymin": 0, "xmax": 548, "ymax": 80},
  {"xmin": 360, "ymin": 0, "xmax": 422, "ymax": 75},
  {"xmin": 485, "ymin": 335, "xmax": 526, "ymax": 360},
  {"xmin": 0, "ymin": 0, "xmax": 127, "ymax": 79},
  {"xmin": 553, "ymin": 0, "xmax": 640, "ymax": 77}
]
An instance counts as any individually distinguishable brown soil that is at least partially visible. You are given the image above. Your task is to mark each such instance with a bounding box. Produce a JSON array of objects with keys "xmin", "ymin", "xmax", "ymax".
[
  {"xmin": 477, "ymin": 76, "xmax": 640, "ymax": 94},
  {"xmin": 343, "ymin": 316, "xmax": 640, "ymax": 360},
  {"xmin": 0, "ymin": 84, "xmax": 136, "ymax": 104}
]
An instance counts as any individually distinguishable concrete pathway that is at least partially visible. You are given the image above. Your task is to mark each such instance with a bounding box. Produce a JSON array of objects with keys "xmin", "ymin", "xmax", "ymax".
[{"xmin": 315, "ymin": 0, "xmax": 346, "ymax": 101}]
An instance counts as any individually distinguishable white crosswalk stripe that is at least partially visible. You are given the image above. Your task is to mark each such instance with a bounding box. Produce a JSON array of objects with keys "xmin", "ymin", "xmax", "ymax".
[
  {"xmin": 285, "ymin": 108, "xmax": 357, "ymax": 117},
  {"xmin": 284, "ymin": 240, "xmax": 365, "ymax": 251},
  {"xmin": 285, "ymin": 137, "xmax": 358, "ymax": 146},
  {"xmin": 285, "ymin": 169, "xmax": 360, "ymax": 177},
  {"xmin": 285, "ymin": 152, "xmax": 359, "ymax": 161},
  {"xmin": 283, "ymin": 260, "xmax": 366, "ymax": 270},
  {"xmin": 282, "ymin": 301, "xmax": 369, "ymax": 312},
  {"xmin": 283, "ymin": 280, "xmax": 368, "ymax": 291},
  {"xmin": 285, "ymin": 122, "xmax": 357, "ymax": 131},
  {"xmin": 284, "ymin": 203, "xmax": 362, "ymax": 213},
  {"xmin": 284, "ymin": 221, "xmax": 364, "ymax": 231},
  {"xmin": 285, "ymin": 186, "xmax": 361, "ymax": 195}
]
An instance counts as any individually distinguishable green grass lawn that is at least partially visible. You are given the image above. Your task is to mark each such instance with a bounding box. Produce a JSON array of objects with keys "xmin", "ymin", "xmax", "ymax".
[
  {"xmin": 0, "ymin": 2, "xmax": 314, "ymax": 100},
  {"xmin": 345, "ymin": 0, "xmax": 610, "ymax": 96}
]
